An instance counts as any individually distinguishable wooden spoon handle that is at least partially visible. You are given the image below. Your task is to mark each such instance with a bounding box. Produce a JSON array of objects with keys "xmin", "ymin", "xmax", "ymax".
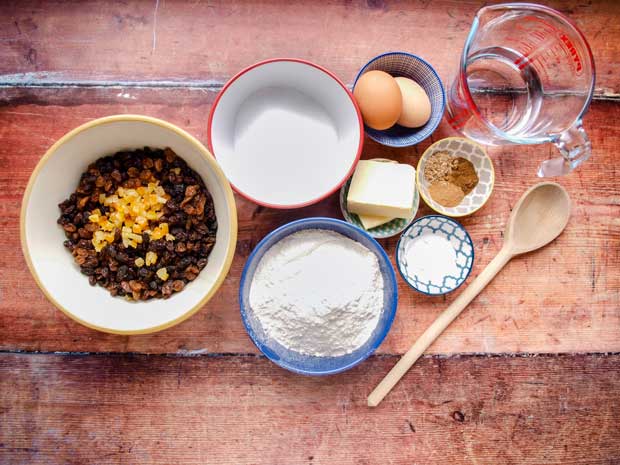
[{"xmin": 368, "ymin": 248, "xmax": 513, "ymax": 407}]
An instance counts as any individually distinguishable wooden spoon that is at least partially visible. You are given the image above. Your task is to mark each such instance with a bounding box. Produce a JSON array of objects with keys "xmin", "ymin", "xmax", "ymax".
[{"xmin": 368, "ymin": 182, "xmax": 571, "ymax": 407}]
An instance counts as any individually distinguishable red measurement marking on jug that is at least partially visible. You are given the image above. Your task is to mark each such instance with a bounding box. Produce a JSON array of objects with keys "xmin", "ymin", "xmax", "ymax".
[
  {"xmin": 448, "ymin": 109, "xmax": 470, "ymax": 130},
  {"xmin": 558, "ymin": 33, "xmax": 583, "ymax": 74},
  {"xmin": 447, "ymin": 90, "xmax": 479, "ymax": 130},
  {"xmin": 512, "ymin": 16, "xmax": 583, "ymax": 76}
]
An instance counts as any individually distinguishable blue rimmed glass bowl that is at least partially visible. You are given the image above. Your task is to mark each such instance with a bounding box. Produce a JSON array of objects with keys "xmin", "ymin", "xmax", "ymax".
[
  {"xmin": 353, "ymin": 51, "xmax": 446, "ymax": 147},
  {"xmin": 396, "ymin": 215, "xmax": 474, "ymax": 295},
  {"xmin": 239, "ymin": 217, "xmax": 398, "ymax": 375}
]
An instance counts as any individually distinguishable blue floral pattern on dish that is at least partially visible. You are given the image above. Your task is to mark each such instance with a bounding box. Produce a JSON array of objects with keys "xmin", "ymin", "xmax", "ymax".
[{"xmin": 396, "ymin": 216, "xmax": 474, "ymax": 295}]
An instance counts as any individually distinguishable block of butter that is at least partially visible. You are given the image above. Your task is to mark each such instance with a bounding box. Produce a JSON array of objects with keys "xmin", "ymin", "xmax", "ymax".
[
  {"xmin": 347, "ymin": 160, "xmax": 415, "ymax": 218},
  {"xmin": 357, "ymin": 213, "xmax": 394, "ymax": 230}
]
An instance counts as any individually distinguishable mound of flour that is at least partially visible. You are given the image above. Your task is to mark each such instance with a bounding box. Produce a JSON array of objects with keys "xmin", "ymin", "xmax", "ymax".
[{"xmin": 249, "ymin": 229, "xmax": 384, "ymax": 357}]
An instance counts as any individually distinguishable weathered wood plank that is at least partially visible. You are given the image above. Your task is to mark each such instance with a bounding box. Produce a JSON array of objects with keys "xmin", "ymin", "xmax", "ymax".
[
  {"xmin": 0, "ymin": 86, "xmax": 618, "ymax": 355},
  {"xmin": 0, "ymin": 0, "xmax": 618, "ymax": 96},
  {"xmin": 1, "ymin": 353, "xmax": 619, "ymax": 464}
]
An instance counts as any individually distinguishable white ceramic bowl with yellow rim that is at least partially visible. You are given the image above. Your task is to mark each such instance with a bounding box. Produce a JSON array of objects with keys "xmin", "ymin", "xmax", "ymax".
[
  {"xmin": 20, "ymin": 115, "xmax": 237, "ymax": 334},
  {"xmin": 416, "ymin": 137, "xmax": 494, "ymax": 217}
]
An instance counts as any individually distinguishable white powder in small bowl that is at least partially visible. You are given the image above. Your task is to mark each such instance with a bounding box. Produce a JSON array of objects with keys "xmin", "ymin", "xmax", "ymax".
[
  {"xmin": 404, "ymin": 233, "xmax": 459, "ymax": 286},
  {"xmin": 249, "ymin": 229, "xmax": 384, "ymax": 357}
]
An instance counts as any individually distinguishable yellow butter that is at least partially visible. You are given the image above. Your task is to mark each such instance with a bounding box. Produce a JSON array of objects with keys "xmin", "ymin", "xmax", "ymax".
[
  {"xmin": 347, "ymin": 160, "xmax": 415, "ymax": 218},
  {"xmin": 358, "ymin": 213, "xmax": 394, "ymax": 230}
]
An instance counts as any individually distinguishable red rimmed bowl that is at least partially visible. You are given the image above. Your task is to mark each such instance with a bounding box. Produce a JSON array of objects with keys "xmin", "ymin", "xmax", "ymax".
[{"xmin": 208, "ymin": 58, "xmax": 363, "ymax": 209}]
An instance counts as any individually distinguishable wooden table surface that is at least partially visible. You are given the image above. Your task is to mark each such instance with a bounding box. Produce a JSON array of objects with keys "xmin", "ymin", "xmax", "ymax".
[{"xmin": 1, "ymin": 1, "xmax": 619, "ymax": 464}]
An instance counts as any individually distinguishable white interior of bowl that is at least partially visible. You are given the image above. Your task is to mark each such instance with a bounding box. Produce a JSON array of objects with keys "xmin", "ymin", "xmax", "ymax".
[
  {"xmin": 23, "ymin": 119, "xmax": 235, "ymax": 332},
  {"xmin": 211, "ymin": 60, "xmax": 361, "ymax": 207}
]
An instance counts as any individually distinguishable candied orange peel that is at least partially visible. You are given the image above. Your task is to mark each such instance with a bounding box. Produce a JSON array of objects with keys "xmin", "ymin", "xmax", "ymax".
[
  {"xmin": 156, "ymin": 267, "xmax": 169, "ymax": 281},
  {"xmin": 145, "ymin": 251, "xmax": 158, "ymax": 266},
  {"xmin": 89, "ymin": 181, "xmax": 175, "ymax": 252}
]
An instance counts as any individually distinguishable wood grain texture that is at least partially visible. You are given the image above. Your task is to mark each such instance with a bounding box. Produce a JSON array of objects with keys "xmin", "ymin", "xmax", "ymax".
[
  {"xmin": 0, "ymin": 0, "xmax": 619, "ymax": 96},
  {"xmin": 1, "ymin": 86, "xmax": 619, "ymax": 355},
  {"xmin": 2, "ymin": 2, "xmax": 618, "ymax": 462},
  {"xmin": 1, "ymin": 353, "xmax": 619, "ymax": 465}
]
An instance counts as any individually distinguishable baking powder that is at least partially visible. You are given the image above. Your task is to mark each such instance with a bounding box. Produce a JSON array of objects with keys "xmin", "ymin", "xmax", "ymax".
[
  {"xmin": 404, "ymin": 233, "xmax": 459, "ymax": 285},
  {"xmin": 249, "ymin": 229, "xmax": 384, "ymax": 357}
]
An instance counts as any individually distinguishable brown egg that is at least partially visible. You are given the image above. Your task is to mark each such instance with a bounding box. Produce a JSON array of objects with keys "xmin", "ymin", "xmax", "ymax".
[
  {"xmin": 353, "ymin": 70, "xmax": 402, "ymax": 130},
  {"xmin": 395, "ymin": 77, "xmax": 432, "ymax": 128}
]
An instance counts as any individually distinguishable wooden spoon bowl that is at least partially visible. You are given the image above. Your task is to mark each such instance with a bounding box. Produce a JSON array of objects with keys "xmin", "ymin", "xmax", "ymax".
[{"xmin": 505, "ymin": 183, "xmax": 571, "ymax": 256}]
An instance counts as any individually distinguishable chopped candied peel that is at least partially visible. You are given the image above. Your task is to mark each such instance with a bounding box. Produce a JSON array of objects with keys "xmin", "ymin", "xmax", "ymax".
[
  {"xmin": 89, "ymin": 181, "xmax": 175, "ymax": 252},
  {"xmin": 156, "ymin": 267, "xmax": 169, "ymax": 281},
  {"xmin": 145, "ymin": 251, "xmax": 158, "ymax": 266}
]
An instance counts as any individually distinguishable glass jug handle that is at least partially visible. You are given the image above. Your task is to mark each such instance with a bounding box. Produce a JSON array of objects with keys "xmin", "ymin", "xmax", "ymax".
[{"xmin": 538, "ymin": 121, "xmax": 592, "ymax": 177}]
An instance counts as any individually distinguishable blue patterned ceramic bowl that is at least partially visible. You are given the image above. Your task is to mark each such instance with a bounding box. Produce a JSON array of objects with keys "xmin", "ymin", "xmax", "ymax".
[
  {"xmin": 239, "ymin": 217, "xmax": 398, "ymax": 375},
  {"xmin": 353, "ymin": 52, "xmax": 446, "ymax": 147},
  {"xmin": 396, "ymin": 215, "xmax": 474, "ymax": 295}
]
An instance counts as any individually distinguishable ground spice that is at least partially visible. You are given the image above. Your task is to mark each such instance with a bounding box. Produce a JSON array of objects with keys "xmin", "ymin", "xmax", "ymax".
[
  {"xmin": 424, "ymin": 151, "xmax": 479, "ymax": 208},
  {"xmin": 428, "ymin": 180, "xmax": 464, "ymax": 207},
  {"xmin": 424, "ymin": 151, "xmax": 453, "ymax": 184},
  {"xmin": 449, "ymin": 157, "xmax": 478, "ymax": 195}
]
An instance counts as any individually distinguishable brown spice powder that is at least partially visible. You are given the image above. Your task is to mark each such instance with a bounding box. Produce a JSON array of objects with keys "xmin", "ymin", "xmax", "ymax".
[
  {"xmin": 449, "ymin": 157, "xmax": 478, "ymax": 195},
  {"xmin": 428, "ymin": 180, "xmax": 464, "ymax": 207},
  {"xmin": 424, "ymin": 151, "xmax": 479, "ymax": 208}
]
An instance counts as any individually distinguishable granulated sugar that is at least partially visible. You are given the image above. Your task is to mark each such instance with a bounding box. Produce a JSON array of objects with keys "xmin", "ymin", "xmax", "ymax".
[{"xmin": 249, "ymin": 229, "xmax": 384, "ymax": 357}]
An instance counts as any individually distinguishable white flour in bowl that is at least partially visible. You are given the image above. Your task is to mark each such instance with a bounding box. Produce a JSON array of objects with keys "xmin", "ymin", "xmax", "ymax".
[{"xmin": 249, "ymin": 229, "xmax": 384, "ymax": 357}]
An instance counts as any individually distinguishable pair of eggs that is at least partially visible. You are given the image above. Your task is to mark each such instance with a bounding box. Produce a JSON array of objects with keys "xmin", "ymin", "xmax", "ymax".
[{"xmin": 353, "ymin": 70, "xmax": 431, "ymax": 131}]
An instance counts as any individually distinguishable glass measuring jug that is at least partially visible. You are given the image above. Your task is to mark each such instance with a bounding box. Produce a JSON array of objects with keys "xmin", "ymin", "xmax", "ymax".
[{"xmin": 446, "ymin": 3, "xmax": 595, "ymax": 177}]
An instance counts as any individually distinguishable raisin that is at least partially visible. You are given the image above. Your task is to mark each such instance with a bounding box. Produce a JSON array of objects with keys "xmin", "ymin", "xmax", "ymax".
[
  {"xmin": 129, "ymin": 280, "xmax": 143, "ymax": 292},
  {"xmin": 161, "ymin": 280, "xmax": 174, "ymax": 296},
  {"xmin": 164, "ymin": 148, "xmax": 176, "ymax": 163},
  {"xmin": 58, "ymin": 147, "xmax": 217, "ymax": 300},
  {"xmin": 117, "ymin": 265, "xmax": 128, "ymax": 281}
]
